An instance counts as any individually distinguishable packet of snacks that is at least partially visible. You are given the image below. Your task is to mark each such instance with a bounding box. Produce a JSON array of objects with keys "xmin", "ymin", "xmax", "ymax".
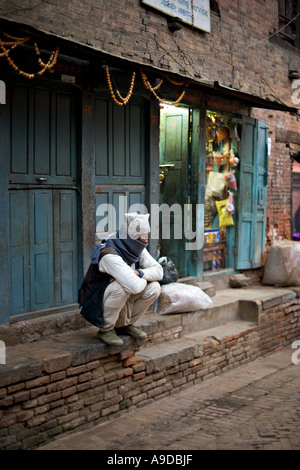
[
  {"xmin": 224, "ymin": 171, "xmax": 237, "ymax": 191},
  {"xmin": 215, "ymin": 199, "xmax": 234, "ymax": 227}
]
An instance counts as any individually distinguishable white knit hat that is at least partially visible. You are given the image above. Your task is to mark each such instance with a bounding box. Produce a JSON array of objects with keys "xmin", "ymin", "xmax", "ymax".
[{"xmin": 120, "ymin": 213, "xmax": 150, "ymax": 239}]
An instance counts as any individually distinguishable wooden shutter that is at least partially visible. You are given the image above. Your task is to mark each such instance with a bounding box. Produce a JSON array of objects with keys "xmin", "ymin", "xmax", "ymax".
[{"xmin": 236, "ymin": 117, "xmax": 268, "ymax": 269}]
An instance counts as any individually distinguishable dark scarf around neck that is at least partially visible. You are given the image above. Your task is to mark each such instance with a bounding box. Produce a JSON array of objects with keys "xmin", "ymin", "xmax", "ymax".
[{"xmin": 106, "ymin": 231, "xmax": 147, "ymax": 265}]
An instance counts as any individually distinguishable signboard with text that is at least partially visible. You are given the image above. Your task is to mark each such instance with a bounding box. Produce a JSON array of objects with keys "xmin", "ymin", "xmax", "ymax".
[{"xmin": 141, "ymin": 0, "xmax": 211, "ymax": 33}]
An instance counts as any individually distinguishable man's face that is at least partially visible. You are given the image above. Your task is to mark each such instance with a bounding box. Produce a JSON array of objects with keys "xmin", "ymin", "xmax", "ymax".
[{"xmin": 138, "ymin": 233, "xmax": 149, "ymax": 244}]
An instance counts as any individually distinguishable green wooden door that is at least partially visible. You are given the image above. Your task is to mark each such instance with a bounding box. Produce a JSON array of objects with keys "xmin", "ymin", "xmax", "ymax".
[
  {"xmin": 159, "ymin": 106, "xmax": 189, "ymax": 277},
  {"xmin": 9, "ymin": 82, "xmax": 79, "ymax": 316},
  {"xmin": 236, "ymin": 117, "xmax": 268, "ymax": 269}
]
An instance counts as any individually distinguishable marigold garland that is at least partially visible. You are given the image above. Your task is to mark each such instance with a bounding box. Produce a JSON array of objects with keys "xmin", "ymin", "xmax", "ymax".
[
  {"xmin": 0, "ymin": 33, "xmax": 29, "ymax": 57},
  {"xmin": 105, "ymin": 65, "xmax": 136, "ymax": 106},
  {"xmin": 140, "ymin": 69, "xmax": 187, "ymax": 105},
  {"xmin": 165, "ymin": 76, "xmax": 185, "ymax": 87},
  {"xmin": 0, "ymin": 33, "xmax": 59, "ymax": 79}
]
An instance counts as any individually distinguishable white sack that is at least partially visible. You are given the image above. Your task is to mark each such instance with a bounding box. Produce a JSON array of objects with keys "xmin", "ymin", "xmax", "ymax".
[
  {"xmin": 262, "ymin": 241, "xmax": 300, "ymax": 287},
  {"xmin": 156, "ymin": 282, "xmax": 213, "ymax": 315}
]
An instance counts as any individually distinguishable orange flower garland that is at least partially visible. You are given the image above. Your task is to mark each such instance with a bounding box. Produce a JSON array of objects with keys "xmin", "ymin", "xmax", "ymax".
[
  {"xmin": 104, "ymin": 66, "xmax": 187, "ymax": 107},
  {"xmin": 105, "ymin": 65, "xmax": 136, "ymax": 106},
  {"xmin": 0, "ymin": 33, "xmax": 59, "ymax": 79},
  {"xmin": 140, "ymin": 69, "xmax": 187, "ymax": 105},
  {"xmin": 165, "ymin": 76, "xmax": 185, "ymax": 87},
  {"xmin": 0, "ymin": 33, "xmax": 30, "ymax": 58}
]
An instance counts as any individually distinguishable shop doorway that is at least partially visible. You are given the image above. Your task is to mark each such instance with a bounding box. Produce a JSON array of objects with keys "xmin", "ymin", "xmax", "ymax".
[
  {"xmin": 204, "ymin": 110, "xmax": 241, "ymax": 271},
  {"xmin": 159, "ymin": 105, "xmax": 268, "ymax": 277},
  {"xmin": 204, "ymin": 110, "xmax": 268, "ymax": 271}
]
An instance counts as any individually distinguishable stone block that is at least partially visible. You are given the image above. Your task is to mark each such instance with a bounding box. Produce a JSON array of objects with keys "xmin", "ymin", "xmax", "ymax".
[
  {"xmin": 230, "ymin": 274, "xmax": 251, "ymax": 288},
  {"xmin": 193, "ymin": 281, "xmax": 216, "ymax": 297}
]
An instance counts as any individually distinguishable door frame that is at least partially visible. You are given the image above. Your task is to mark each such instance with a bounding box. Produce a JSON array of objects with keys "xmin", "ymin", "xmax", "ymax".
[{"xmin": 0, "ymin": 73, "xmax": 10, "ymax": 325}]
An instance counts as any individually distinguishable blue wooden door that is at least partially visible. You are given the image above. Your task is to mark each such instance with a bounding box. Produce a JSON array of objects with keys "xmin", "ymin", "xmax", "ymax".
[
  {"xmin": 9, "ymin": 82, "xmax": 78, "ymax": 316},
  {"xmin": 236, "ymin": 117, "xmax": 268, "ymax": 269},
  {"xmin": 94, "ymin": 95, "xmax": 147, "ymax": 239}
]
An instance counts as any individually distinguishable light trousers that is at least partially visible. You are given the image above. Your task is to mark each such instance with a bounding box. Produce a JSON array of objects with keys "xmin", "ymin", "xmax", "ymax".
[{"xmin": 99, "ymin": 280, "xmax": 161, "ymax": 332}]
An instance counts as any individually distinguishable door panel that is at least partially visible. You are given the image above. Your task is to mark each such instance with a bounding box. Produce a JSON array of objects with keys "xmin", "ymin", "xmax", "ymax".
[
  {"xmin": 9, "ymin": 82, "xmax": 79, "ymax": 316},
  {"xmin": 159, "ymin": 106, "xmax": 189, "ymax": 276},
  {"xmin": 34, "ymin": 88, "xmax": 51, "ymax": 175},
  {"xmin": 94, "ymin": 95, "xmax": 147, "ymax": 240},
  {"xmin": 30, "ymin": 190, "xmax": 53, "ymax": 311},
  {"xmin": 113, "ymin": 105, "xmax": 126, "ymax": 177},
  {"xmin": 10, "ymin": 84, "xmax": 77, "ymax": 185},
  {"xmin": 237, "ymin": 117, "xmax": 268, "ymax": 269},
  {"xmin": 95, "ymin": 99, "xmax": 109, "ymax": 177},
  {"xmin": 95, "ymin": 186, "xmax": 145, "ymax": 239},
  {"xmin": 56, "ymin": 92, "xmax": 73, "ymax": 177},
  {"xmin": 11, "ymin": 84, "xmax": 29, "ymax": 176},
  {"xmin": 53, "ymin": 190, "xmax": 78, "ymax": 306},
  {"xmin": 9, "ymin": 191, "xmax": 30, "ymax": 315},
  {"xmin": 95, "ymin": 96, "xmax": 145, "ymax": 184}
]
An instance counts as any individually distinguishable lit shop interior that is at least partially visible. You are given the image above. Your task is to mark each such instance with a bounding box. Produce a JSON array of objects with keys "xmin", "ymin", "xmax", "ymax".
[{"xmin": 204, "ymin": 110, "xmax": 241, "ymax": 271}]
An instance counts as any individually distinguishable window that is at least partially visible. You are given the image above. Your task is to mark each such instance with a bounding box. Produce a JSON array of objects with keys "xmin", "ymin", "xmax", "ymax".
[{"xmin": 278, "ymin": 0, "xmax": 300, "ymax": 48}]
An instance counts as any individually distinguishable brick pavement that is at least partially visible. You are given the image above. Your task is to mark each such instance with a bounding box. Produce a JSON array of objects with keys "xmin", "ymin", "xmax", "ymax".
[{"xmin": 38, "ymin": 347, "xmax": 300, "ymax": 450}]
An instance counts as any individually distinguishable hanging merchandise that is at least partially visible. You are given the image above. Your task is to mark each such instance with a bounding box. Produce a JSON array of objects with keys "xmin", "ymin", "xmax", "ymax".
[
  {"xmin": 212, "ymin": 250, "xmax": 223, "ymax": 270},
  {"xmin": 206, "ymin": 126, "xmax": 215, "ymax": 142},
  {"xmin": 206, "ymin": 147, "xmax": 214, "ymax": 172},
  {"xmin": 226, "ymin": 191, "xmax": 235, "ymax": 214},
  {"xmin": 215, "ymin": 199, "xmax": 234, "ymax": 227},
  {"xmin": 229, "ymin": 123, "xmax": 241, "ymax": 141},
  {"xmin": 213, "ymin": 152, "xmax": 223, "ymax": 170},
  {"xmin": 207, "ymin": 113, "xmax": 225, "ymax": 145},
  {"xmin": 207, "ymin": 171, "xmax": 226, "ymax": 198},
  {"xmin": 221, "ymin": 153, "xmax": 230, "ymax": 166},
  {"xmin": 224, "ymin": 171, "xmax": 237, "ymax": 191},
  {"xmin": 204, "ymin": 192, "xmax": 217, "ymax": 227},
  {"xmin": 217, "ymin": 126, "xmax": 229, "ymax": 143},
  {"xmin": 228, "ymin": 149, "xmax": 239, "ymax": 167}
]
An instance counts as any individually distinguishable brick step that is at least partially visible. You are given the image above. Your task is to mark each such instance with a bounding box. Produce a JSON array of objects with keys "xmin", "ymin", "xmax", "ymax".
[
  {"xmin": 137, "ymin": 320, "xmax": 257, "ymax": 375},
  {"xmin": 0, "ymin": 281, "xmax": 216, "ymax": 347},
  {"xmin": 1, "ymin": 286, "xmax": 296, "ymax": 389},
  {"xmin": 0, "ymin": 286, "xmax": 299, "ymax": 449}
]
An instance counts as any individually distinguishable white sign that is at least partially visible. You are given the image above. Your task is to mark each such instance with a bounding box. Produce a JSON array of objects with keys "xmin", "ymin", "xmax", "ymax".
[
  {"xmin": 268, "ymin": 137, "xmax": 271, "ymax": 156},
  {"xmin": 0, "ymin": 80, "xmax": 6, "ymax": 104},
  {"xmin": 61, "ymin": 74, "xmax": 76, "ymax": 84},
  {"xmin": 0, "ymin": 340, "xmax": 6, "ymax": 364},
  {"xmin": 142, "ymin": 0, "xmax": 211, "ymax": 33}
]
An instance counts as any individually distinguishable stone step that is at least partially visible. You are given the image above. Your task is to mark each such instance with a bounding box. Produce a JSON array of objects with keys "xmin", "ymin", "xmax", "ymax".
[
  {"xmin": 203, "ymin": 268, "xmax": 236, "ymax": 290},
  {"xmin": 137, "ymin": 320, "xmax": 257, "ymax": 374}
]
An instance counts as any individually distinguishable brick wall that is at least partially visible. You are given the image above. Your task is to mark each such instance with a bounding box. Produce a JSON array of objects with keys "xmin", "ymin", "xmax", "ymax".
[
  {"xmin": 1, "ymin": 297, "xmax": 299, "ymax": 449},
  {"xmin": 0, "ymin": 1, "xmax": 298, "ymax": 104}
]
